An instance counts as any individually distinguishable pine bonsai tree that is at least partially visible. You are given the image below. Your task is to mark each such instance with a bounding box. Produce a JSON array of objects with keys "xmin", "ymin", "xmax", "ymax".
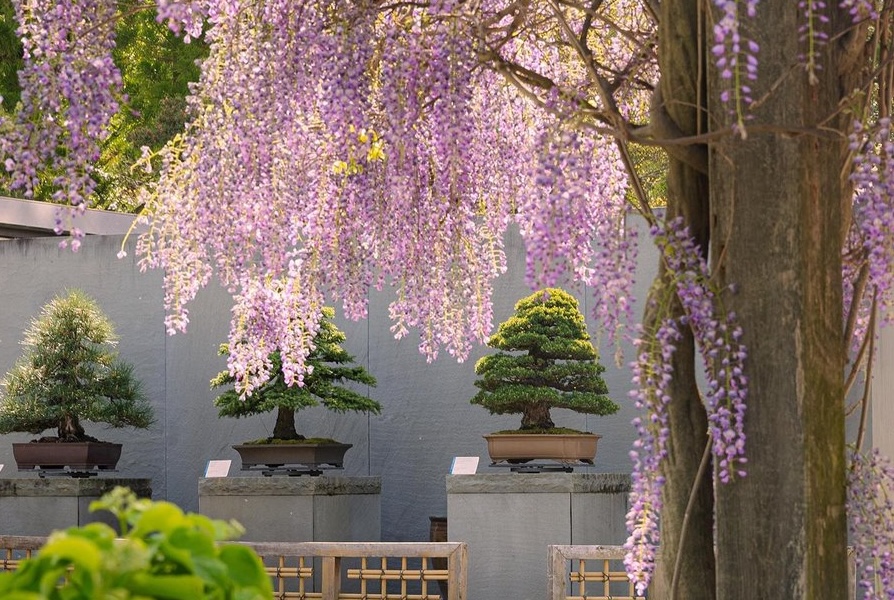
[
  {"xmin": 0, "ymin": 289, "xmax": 153, "ymax": 441},
  {"xmin": 212, "ymin": 307, "xmax": 379, "ymax": 443},
  {"xmin": 471, "ymin": 288, "xmax": 618, "ymax": 431}
]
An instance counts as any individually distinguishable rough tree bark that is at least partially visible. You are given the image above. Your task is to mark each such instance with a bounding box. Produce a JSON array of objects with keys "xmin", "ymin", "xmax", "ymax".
[
  {"xmin": 710, "ymin": 3, "xmax": 848, "ymax": 598},
  {"xmin": 273, "ymin": 408, "xmax": 300, "ymax": 440},
  {"xmin": 648, "ymin": 0, "xmax": 716, "ymax": 598},
  {"xmin": 521, "ymin": 403, "xmax": 555, "ymax": 429}
]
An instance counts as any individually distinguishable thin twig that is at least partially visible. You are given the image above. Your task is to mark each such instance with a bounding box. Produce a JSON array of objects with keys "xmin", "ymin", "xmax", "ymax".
[
  {"xmin": 854, "ymin": 294, "xmax": 877, "ymax": 451},
  {"xmin": 669, "ymin": 436, "xmax": 712, "ymax": 600}
]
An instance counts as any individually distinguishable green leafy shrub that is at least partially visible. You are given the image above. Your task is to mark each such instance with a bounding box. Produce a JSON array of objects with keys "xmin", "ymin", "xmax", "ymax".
[
  {"xmin": 212, "ymin": 307, "xmax": 379, "ymax": 442},
  {"xmin": 471, "ymin": 288, "xmax": 618, "ymax": 431},
  {"xmin": 0, "ymin": 289, "xmax": 153, "ymax": 441},
  {"xmin": 0, "ymin": 486, "xmax": 272, "ymax": 599}
]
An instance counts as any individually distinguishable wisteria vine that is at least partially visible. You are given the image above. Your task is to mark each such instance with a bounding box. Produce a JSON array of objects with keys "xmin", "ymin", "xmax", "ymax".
[
  {"xmin": 0, "ymin": 0, "xmax": 122, "ymax": 247},
  {"xmin": 848, "ymin": 449, "xmax": 894, "ymax": 599},
  {"xmin": 4, "ymin": 0, "xmax": 894, "ymax": 596},
  {"xmin": 624, "ymin": 219, "xmax": 749, "ymax": 592}
]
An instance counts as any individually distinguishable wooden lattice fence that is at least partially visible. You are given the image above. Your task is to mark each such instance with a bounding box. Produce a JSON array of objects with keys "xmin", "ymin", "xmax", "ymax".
[{"xmin": 0, "ymin": 536, "xmax": 468, "ymax": 600}]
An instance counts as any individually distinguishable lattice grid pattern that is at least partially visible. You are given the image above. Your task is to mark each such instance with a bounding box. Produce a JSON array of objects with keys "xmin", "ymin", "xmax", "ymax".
[
  {"xmin": 0, "ymin": 536, "xmax": 466, "ymax": 600},
  {"xmin": 1, "ymin": 536, "xmax": 43, "ymax": 573},
  {"xmin": 548, "ymin": 545, "xmax": 645, "ymax": 600}
]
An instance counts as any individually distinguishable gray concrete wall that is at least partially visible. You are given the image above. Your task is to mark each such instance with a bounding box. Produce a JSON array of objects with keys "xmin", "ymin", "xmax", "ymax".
[
  {"xmin": 0, "ymin": 220, "xmax": 658, "ymax": 543},
  {"xmin": 447, "ymin": 473, "xmax": 630, "ymax": 600},
  {"xmin": 0, "ymin": 478, "xmax": 151, "ymax": 535},
  {"xmin": 873, "ymin": 327, "xmax": 894, "ymax": 457},
  {"xmin": 198, "ymin": 476, "xmax": 381, "ymax": 542}
]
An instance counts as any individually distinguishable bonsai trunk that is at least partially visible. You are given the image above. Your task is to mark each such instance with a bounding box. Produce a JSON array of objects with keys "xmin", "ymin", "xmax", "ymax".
[
  {"xmin": 521, "ymin": 403, "xmax": 554, "ymax": 430},
  {"xmin": 57, "ymin": 413, "xmax": 86, "ymax": 441},
  {"xmin": 273, "ymin": 407, "xmax": 303, "ymax": 440}
]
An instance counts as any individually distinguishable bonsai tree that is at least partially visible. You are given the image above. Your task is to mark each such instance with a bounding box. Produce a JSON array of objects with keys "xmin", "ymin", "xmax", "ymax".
[
  {"xmin": 212, "ymin": 307, "xmax": 380, "ymax": 442},
  {"xmin": 0, "ymin": 289, "xmax": 153, "ymax": 441},
  {"xmin": 471, "ymin": 288, "xmax": 618, "ymax": 431}
]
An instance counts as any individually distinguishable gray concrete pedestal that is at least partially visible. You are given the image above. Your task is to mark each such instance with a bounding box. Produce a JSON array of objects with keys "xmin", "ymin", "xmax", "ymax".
[
  {"xmin": 447, "ymin": 472, "xmax": 630, "ymax": 600},
  {"xmin": 198, "ymin": 476, "xmax": 381, "ymax": 542},
  {"xmin": 0, "ymin": 477, "xmax": 152, "ymax": 536}
]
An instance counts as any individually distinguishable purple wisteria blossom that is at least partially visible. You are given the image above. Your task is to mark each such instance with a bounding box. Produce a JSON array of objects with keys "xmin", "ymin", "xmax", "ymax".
[
  {"xmin": 847, "ymin": 119, "xmax": 894, "ymax": 346},
  {"xmin": 848, "ymin": 449, "xmax": 894, "ymax": 599},
  {"xmin": 624, "ymin": 218, "xmax": 749, "ymax": 590},
  {"xmin": 711, "ymin": 0, "xmax": 760, "ymax": 132},
  {"xmin": 0, "ymin": 0, "xmax": 122, "ymax": 246}
]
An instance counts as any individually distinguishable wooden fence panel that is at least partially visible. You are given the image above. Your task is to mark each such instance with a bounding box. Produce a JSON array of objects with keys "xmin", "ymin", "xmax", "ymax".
[{"xmin": 0, "ymin": 536, "xmax": 467, "ymax": 600}]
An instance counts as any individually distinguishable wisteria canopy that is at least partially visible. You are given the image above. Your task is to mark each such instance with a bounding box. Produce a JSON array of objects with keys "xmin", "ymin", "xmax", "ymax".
[{"xmin": 1, "ymin": 1, "xmax": 893, "ymax": 598}]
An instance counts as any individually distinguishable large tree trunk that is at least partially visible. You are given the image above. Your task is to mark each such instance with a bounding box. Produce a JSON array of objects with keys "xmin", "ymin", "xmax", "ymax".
[
  {"xmin": 648, "ymin": 0, "xmax": 716, "ymax": 598},
  {"xmin": 709, "ymin": 3, "xmax": 848, "ymax": 598}
]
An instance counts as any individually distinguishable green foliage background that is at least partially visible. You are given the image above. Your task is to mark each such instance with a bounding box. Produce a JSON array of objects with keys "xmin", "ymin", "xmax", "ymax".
[{"xmin": 0, "ymin": 1, "xmax": 206, "ymax": 211}]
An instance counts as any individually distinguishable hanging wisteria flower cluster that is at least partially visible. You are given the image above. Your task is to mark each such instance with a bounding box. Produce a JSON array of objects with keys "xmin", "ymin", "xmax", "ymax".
[
  {"xmin": 848, "ymin": 449, "xmax": 894, "ymax": 599},
  {"xmin": 848, "ymin": 118, "xmax": 894, "ymax": 344},
  {"xmin": 0, "ymin": 0, "xmax": 122, "ymax": 247},
  {"xmin": 657, "ymin": 220, "xmax": 748, "ymax": 484},
  {"xmin": 711, "ymin": 0, "xmax": 760, "ymax": 132},
  {"xmin": 623, "ymin": 219, "xmax": 749, "ymax": 591},
  {"xmin": 624, "ymin": 318, "xmax": 679, "ymax": 594},
  {"xmin": 132, "ymin": 0, "xmax": 647, "ymax": 396}
]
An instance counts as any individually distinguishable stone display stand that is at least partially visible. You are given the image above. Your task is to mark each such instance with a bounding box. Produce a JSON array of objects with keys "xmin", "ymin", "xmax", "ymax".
[
  {"xmin": 198, "ymin": 476, "xmax": 381, "ymax": 542},
  {"xmin": 0, "ymin": 478, "xmax": 152, "ymax": 536},
  {"xmin": 446, "ymin": 472, "xmax": 630, "ymax": 600}
]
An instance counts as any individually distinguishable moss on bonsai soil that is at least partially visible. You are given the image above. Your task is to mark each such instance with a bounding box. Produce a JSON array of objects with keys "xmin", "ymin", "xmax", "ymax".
[
  {"xmin": 241, "ymin": 437, "xmax": 340, "ymax": 445},
  {"xmin": 489, "ymin": 427, "xmax": 594, "ymax": 435}
]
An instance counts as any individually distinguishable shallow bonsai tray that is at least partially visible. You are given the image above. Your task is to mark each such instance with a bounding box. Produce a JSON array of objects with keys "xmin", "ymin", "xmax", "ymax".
[
  {"xmin": 233, "ymin": 442, "xmax": 352, "ymax": 473},
  {"xmin": 13, "ymin": 441, "xmax": 123, "ymax": 472},
  {"xmin": 483, "ymin": 433, "xmax": 601, "ymax": 465}
]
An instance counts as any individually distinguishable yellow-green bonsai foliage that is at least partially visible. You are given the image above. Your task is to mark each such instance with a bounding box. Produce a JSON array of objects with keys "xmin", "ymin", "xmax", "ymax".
[{"xmin": 471, "ymin": 288, "xmax": 618, "ymax": 432}]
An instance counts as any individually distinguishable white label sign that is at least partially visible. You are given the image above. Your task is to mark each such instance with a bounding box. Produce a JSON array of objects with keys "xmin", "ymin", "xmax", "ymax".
[
  {"xmin": 450, "ymin": 456, "xmax": 479, "ymax": 475},
  {"xmin": 205, "ymin": 459, "xmax": 231, "ymax": 478}
]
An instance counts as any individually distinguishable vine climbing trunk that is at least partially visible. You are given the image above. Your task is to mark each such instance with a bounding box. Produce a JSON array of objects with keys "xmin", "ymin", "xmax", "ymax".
[
  {"xmin": 648, "ymin": 0, "xmax": 715, "ymax": 597},
  {"xmin": 709, "ymin": 3, "xmax": 848, "ymax": 598}
]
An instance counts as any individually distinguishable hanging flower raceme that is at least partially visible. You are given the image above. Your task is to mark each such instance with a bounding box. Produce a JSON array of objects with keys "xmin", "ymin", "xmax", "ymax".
[
  {"xmin": 515, "ymin": 92, "xmax": 636, "ymax": 346},
  {"xmin": 624, "ymin": 318, "xmax": 680, "ymax": 595},
  {"xmin": 655, "ymin": 218, "xmax": 748, "ymax": 483},
  {"xmin": 0, "ymin": 0, "xmax": 122, "ymax": 247},
  {"xmin": 847, "ymin": 118, "xmax": 894, "ymax": 348},
  {"xmin": 625, "ymin": 219, "xmax": 749, "ymax": 591},
  {"xmin": 848, "ymin": 448, "xmax": 894, "ymax": 599},
  {"xmin": 711, "ymin": 0, "xmax": 760, "ymax": 134}
]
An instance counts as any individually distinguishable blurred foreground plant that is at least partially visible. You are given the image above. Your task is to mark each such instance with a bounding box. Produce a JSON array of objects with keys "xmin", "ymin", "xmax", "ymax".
[{"xmin": 0, "ymin": 486, "xmax": 272, "ymax": 599}]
